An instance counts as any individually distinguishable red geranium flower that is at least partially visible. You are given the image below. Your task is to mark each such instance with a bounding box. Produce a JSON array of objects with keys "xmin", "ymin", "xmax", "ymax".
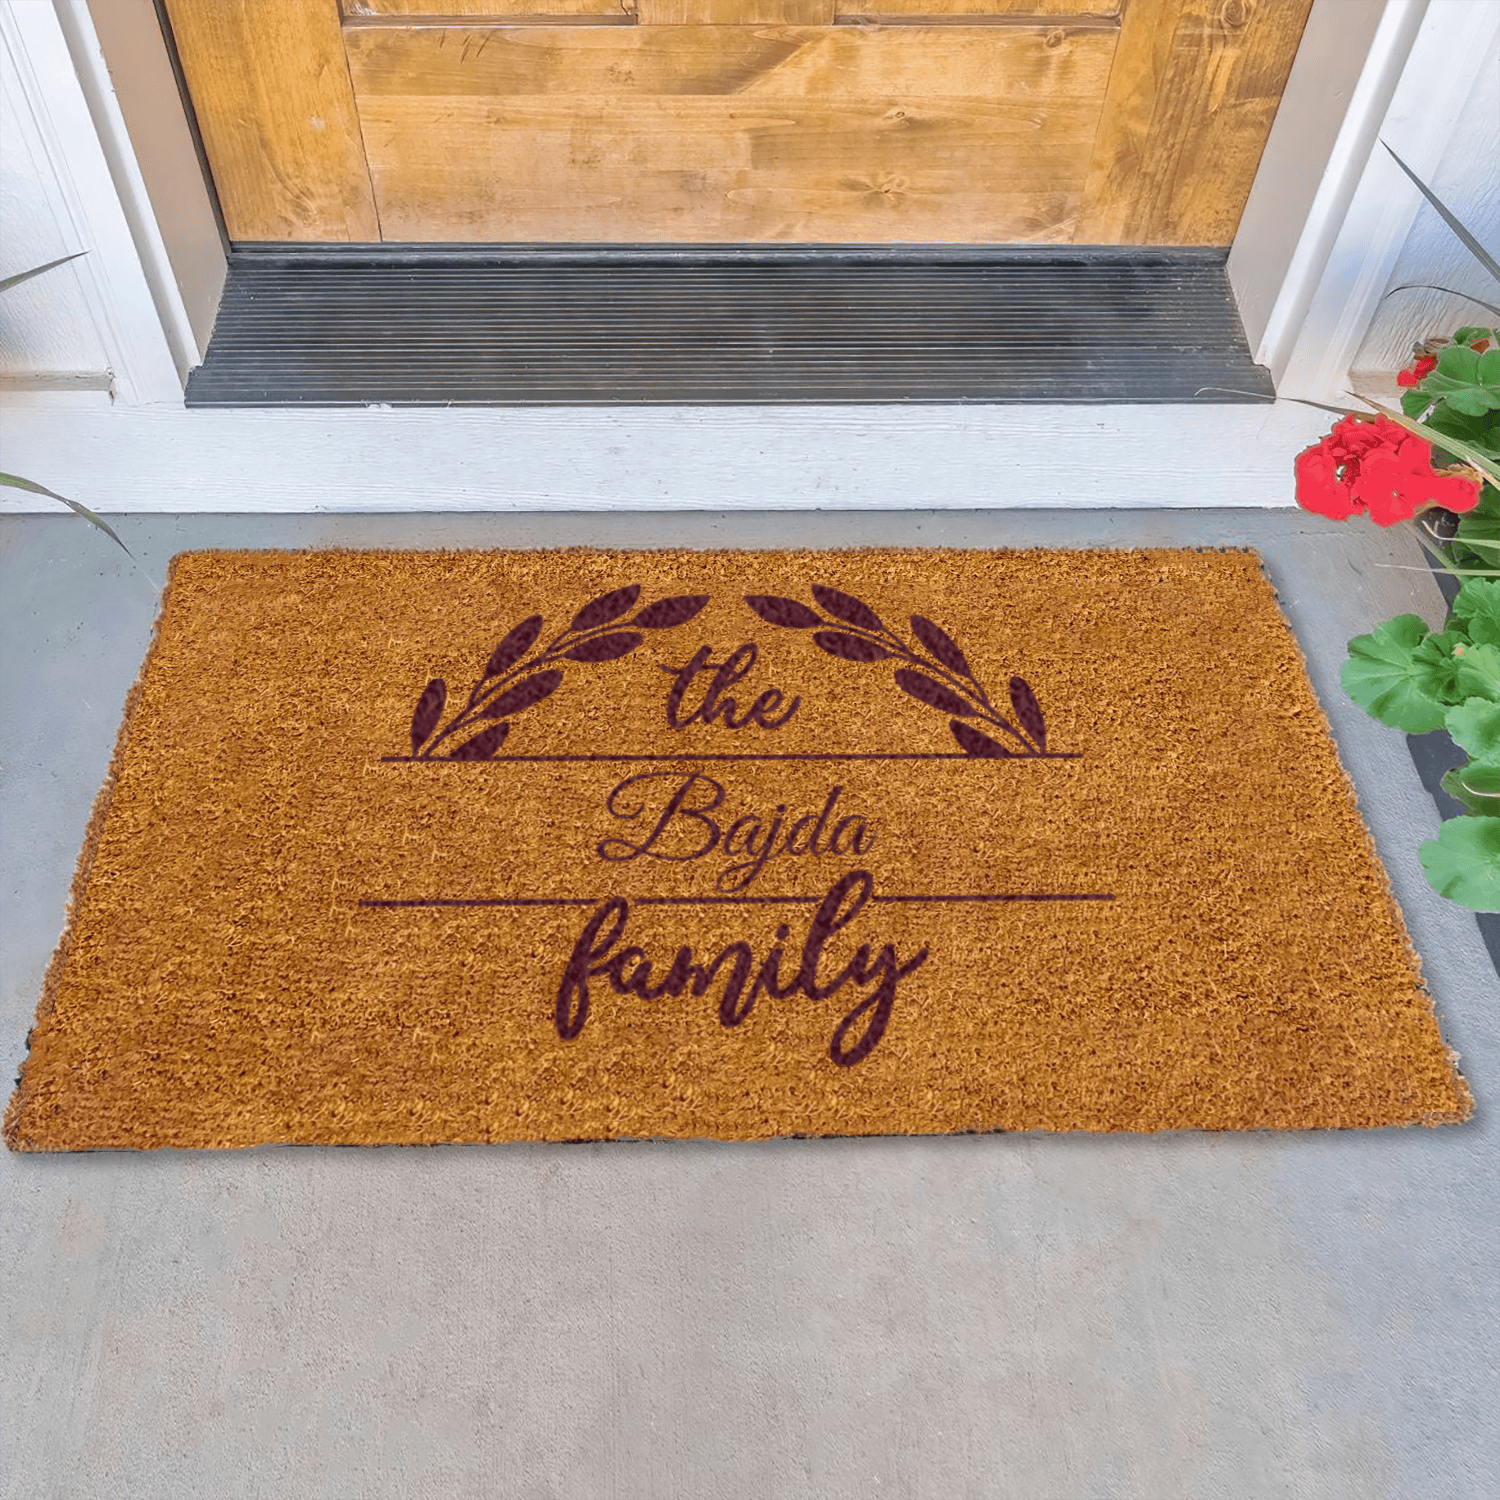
[
  {"xmin": 1294, "ymin": 414, "xmax": 1481, "ymax": 525},
  {"xmin": 1396, "ymin": 354, "xmax": 1438, "ymax": 387}
]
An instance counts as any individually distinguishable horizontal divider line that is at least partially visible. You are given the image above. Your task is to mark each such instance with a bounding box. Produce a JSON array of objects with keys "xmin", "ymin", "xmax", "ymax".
[
  {"xmin": 379, "ymin": 751, "xmax": 1078, "ymax": 762},
  {"xmin": 360, "ymin": 893, "xmax": 1115, "ymax": 908}
]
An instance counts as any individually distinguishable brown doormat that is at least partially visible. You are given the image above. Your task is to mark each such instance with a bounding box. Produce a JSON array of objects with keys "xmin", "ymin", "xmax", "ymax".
[{"xmin": 5, "ymin": 548, "xmax": 1471, "ymax": 1150}]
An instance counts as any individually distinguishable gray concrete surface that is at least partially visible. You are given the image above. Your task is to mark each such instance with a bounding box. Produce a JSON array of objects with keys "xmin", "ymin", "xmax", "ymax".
[{"xmin": 2, "ymin": 510, "xmax": 1496, "ymax": 1500}]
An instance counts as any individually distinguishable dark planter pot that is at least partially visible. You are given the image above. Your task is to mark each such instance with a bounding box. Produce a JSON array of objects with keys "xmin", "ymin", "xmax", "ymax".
[{"xmin": 1405, "ymin": 508, "xmax": 1500, "ymax": 974}]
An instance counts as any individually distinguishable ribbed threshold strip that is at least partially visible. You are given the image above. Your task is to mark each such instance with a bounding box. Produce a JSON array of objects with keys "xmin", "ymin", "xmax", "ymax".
[{"xmin": 187, "ymin": 247, "xmax": 1274, "ymax": 407}]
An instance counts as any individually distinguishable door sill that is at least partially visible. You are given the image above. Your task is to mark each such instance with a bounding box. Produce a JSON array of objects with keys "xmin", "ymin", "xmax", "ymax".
[{"xmin": 187, "ymin": 245, "xmax": 1275, "ymax": 408}]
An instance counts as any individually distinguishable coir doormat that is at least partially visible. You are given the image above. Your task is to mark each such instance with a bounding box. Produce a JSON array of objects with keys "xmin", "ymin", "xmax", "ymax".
[{"xmin": 5, "ymin": 548, "xmax": 1471, "ymax": 1150}]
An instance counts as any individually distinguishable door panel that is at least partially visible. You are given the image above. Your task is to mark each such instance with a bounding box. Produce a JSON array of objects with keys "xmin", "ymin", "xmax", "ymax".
[
  {"xmin": 163, "ymin": 0, "xmax": 379, "ymax": 241},
  {"xmin": 1077, "ymin": 0, "xmax": 1315, "ymax": 242},
  {"xmin": 167, "ymin": 0, "xmax": 1312, "ymax": 244},
  {"xmin": 346, "ymin": 23, "xmax": 1111, "ymax": 240},
  {"xmin": 835, "ymin": 1, "xmax": 1121, "ymax": 15},
  {"xmin": 343, "ymin": 1, "xmax": 637, "ymax": 16},
  {"xmin": 636, "ymin": 2, "xmax": 834, "ymax": 20}
]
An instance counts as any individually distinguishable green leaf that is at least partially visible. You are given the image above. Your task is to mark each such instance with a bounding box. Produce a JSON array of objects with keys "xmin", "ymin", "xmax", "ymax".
[
  {"xmin": 1452, "ymin": 577, "xmax": 1500, "ymax": 629},
  {"xmin": 1446, "ymin": 697, "xmax": 1500, "ymax": 759},
  {"xmin": 1410, "ymin": 630, "xmax": 1467, "ymax": 701},
  {"xmin": 0, "ymin": 471, "xmax": 134, "ymax": 559},
  {"xmin": 1341, "ymin": 615, "xmax": 1449, "ymax": 731},
  {"xmin": 1383, "ymin": 144, "xmax": 1500, "ymax": 284},
  {"xmin": 1455, "ymin": 326, "xmax": 1500, "ymax": 347},
  {"xmin": 1455, "ymin": 642, "xmax": 1500, "ymax": 701},
  {"xmin": 1420, "ymin": 817, "xmax": 1500, "ymax": 911},
  {"xmin": 0, "ymin": 251, "xmax": 87, "ymax": 293},
  {"xmin": 1458, "ymin": 582, "xmax": 1500, "ymax": 647},
  {"xmin": 1425, "ymin": 407, "xmax": 1500, "ymax": 462},
  {"xmin": 1423, "ymin": 345, "xmax": 1500, "ymax": 418},
  {"xmin": 1442, "ymin": 760, "xmax": 1500, "ymax": 816},
  {"xmin": 1453, "ymin": 510, "xmax": 1500, "ymax": 566}
]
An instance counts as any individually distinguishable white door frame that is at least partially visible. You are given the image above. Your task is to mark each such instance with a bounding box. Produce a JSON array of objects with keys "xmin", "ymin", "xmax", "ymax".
[{"xmin": 0, "ymin": 0, "xmax": 1491, "ymax": 515}]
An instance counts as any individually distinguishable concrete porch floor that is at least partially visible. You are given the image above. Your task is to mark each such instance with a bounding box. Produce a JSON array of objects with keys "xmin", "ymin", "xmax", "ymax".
[{"xmin": 1, "ymin": 508, "xmax": 1495, "ymax": 1500}]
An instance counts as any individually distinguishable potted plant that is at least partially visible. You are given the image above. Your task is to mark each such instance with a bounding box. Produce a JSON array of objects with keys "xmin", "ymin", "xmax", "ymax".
[{"xmin": 1293, "ymin": 150, "xmax": 1500, "ymax": 910}]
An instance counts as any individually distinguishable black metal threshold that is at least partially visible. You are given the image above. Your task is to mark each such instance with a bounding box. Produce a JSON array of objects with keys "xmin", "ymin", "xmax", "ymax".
[{"xmin": 186, "ymin": 244, "xmax": 1275, "ymax": 408}]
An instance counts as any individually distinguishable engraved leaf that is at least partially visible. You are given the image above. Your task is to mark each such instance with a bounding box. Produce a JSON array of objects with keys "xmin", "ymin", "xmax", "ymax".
[
  {"xmin": 812, "ymin": 584, "xmax": 884, "ymax": 633},
  {"xmin": 813, "ymin": 631, "xmax": 890, "ymax": 663},
  {"xmin": 563, "ymin": 631, "xmax": 643, "ymax": 663},
  {"xmin": 570, "ymin": 584, "xmax": 641, "ymax": 632},
  {"xmin": 483, "ymin": 614, "xmax": 543, "ymax": 681},
  {"xmin": 410, "ymin": 678, "xmax": 446, "ymax": 754},
  {"xmin": 1009, "ymin": 677, "xmax": 1046, "ymax": 751},
  {"xmin": 950, "ymin": 720, "xmax": 1013, "ymax": 758},
  {"xmin": 894, "ymin": 667, "xmax": 975, "ymax": 717},
  {"xmin": 449, "ymin": 722, "xmax": 510, "ymax": 761},
  {"xmin": 744, "ymin": 594, "xmax": 823, "ymax": 628},
  {"xmin": 910, "ymin": 614, "xmax": 972, "ymax": 678},
  {"xmin": 632, "ymin": 594, "xmax": 710, "ymax": 629},
  {"xmin": 483, "ymin": 668, "xmax": 563, "ymax": 719}
]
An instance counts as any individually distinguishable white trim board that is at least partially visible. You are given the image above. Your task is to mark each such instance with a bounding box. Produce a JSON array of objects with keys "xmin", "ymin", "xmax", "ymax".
[
  {"xmin": 1267, "ymin": 0, "xmax": 1500, "ymax": 402},
  {"xmin": 0, "ymin": 402, "xmax": 1333, "ymax": 513},
  {"xmin": 0, "ymin": 0, "xmax": 183, "ymax": 405}
]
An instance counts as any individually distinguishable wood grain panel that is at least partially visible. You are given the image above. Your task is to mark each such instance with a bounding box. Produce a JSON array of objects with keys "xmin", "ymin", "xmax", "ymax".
[
  {"xmin": 638, "ymin": 1, "xmax": 834, "ymax": 23},
  {"xmin": 1077, "ymin": 0, "xmax": 1312, "ymax": 244},
  {"xmin": 344, "ymin": 22, "xmax": 1114, "ymax": 99},
  {"xmin": 835, "ymin": 0, "xmax": 1119, "ymax": 17},
  {"xmin": 342, "ymin": 1, "xmax": 636, "ymax": 16},
  {"xmin": 352, "ymin": 91, "xmax": 1104, "ymax": 240},
  {"xmin": 164, "ymin": 0, "xmax": 379, "ymax": 240}
]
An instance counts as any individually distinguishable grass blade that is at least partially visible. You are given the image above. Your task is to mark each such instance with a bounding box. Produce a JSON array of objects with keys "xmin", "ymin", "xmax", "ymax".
[
  {"xmin": 0, "ymin": 251, "xmax": 88, "ymax": 293},
  {"xmin": 1381, "ymin": 282, "xmax": 1500, "ymax": 318},
  {"xmin": 0, "ymin": 471, "xmax": 136, "ymax": 558},
  {"xmin": 1384, "ymin": 144, "xmax": 1500, "ymax": 284}
]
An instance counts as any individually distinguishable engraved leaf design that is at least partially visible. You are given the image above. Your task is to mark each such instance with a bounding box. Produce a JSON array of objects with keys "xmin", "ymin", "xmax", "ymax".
[
  {"xmin": 483, "ymin": 668, "xmax": 563, "ymax": 719},
  {"xmin": 813, "ymin": 631, "xmax": 890, "ymax": 663},
  {"xmin": 632, "ymin": 595, "xmax": 710, "ymax": 629},
  {"xmin": 1009, "ymin": 677, "xmax": 1046, "ymax": 752},
  {"xmin": 893, "ymin": 667, "xmax": 975, "ymax": 717},
  {"xmin": 483, "ymin": 614, "xmax": 543, "ymax": 681},
  {"xmin": 743, "ymin": 594, "xmax": 823, "ymax": 628},
  {"xmin": 812, "ymin": 584, "xmax": 884, "ymax": 633},
  {"xmin": 910, "ymin": 614, "xmax": 972, "ymax": 679},
  {"xmin": 563, "ymin": 631, "xmax": 644, "ymax": 663},
  {"xmin": 570, "ymin": 584, "xmax": 641, "ymax": 632},
  {"xmin": 410, "ymin": 678, "xmax": 446, "ymax": 754},
  {"xmin": 449, "ymin": 722, "xmax": 510, "ymax": 761},
  {"xmin": 950, "ymin": 720, "xmax": 1013, "ymax": 758}
]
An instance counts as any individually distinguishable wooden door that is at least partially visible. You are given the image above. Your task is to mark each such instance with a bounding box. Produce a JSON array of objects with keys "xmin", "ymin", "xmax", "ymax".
[{"xmin": 163, "ymin": 0, "xmax": 1312, "ymax": 244}]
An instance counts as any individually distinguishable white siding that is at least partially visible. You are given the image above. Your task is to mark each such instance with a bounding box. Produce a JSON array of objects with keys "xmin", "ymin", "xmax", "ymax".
[
  {"xmin": 1352, "ymin": 43, "xmax": 1500, "ymax": 384},
  {"xmin": 0, "ymin": 21, "xmax": 110, "ymax": 385}
]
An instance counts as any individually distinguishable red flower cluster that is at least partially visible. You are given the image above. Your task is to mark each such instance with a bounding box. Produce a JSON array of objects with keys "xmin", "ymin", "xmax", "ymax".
[
  {"xmin": 1294, "ymin": 414, "xmax": 1481, "ymax": 525},
  {"xmin": 1396, "ymin": 354, "xmax": 1438, "ymax": 387}
]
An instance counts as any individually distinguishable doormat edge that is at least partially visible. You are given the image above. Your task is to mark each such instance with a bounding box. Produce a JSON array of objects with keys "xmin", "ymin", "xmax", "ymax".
[
  {"xmin": 1246, "ymin": 553, "xmax": 1473, "ymax": 1130},
  {"xmin": 4, "ymin": 553, "xmax": 195, "ymax": 1152}
]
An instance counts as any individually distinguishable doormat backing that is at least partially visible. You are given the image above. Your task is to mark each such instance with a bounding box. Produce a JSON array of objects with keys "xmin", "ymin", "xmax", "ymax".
[{"xmin": 5, "ymin": 548, "xmax": 1469, "ymax": 1150}]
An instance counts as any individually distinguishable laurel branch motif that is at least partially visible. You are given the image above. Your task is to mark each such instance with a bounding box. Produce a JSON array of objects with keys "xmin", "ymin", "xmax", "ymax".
[
  {"xmin": 743, "ymin": 585, "xmax": 1048, "ymax": 757},
  {"xmin": 407, "ymin": 585, "xmax": 709, "ymax": 759}
]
